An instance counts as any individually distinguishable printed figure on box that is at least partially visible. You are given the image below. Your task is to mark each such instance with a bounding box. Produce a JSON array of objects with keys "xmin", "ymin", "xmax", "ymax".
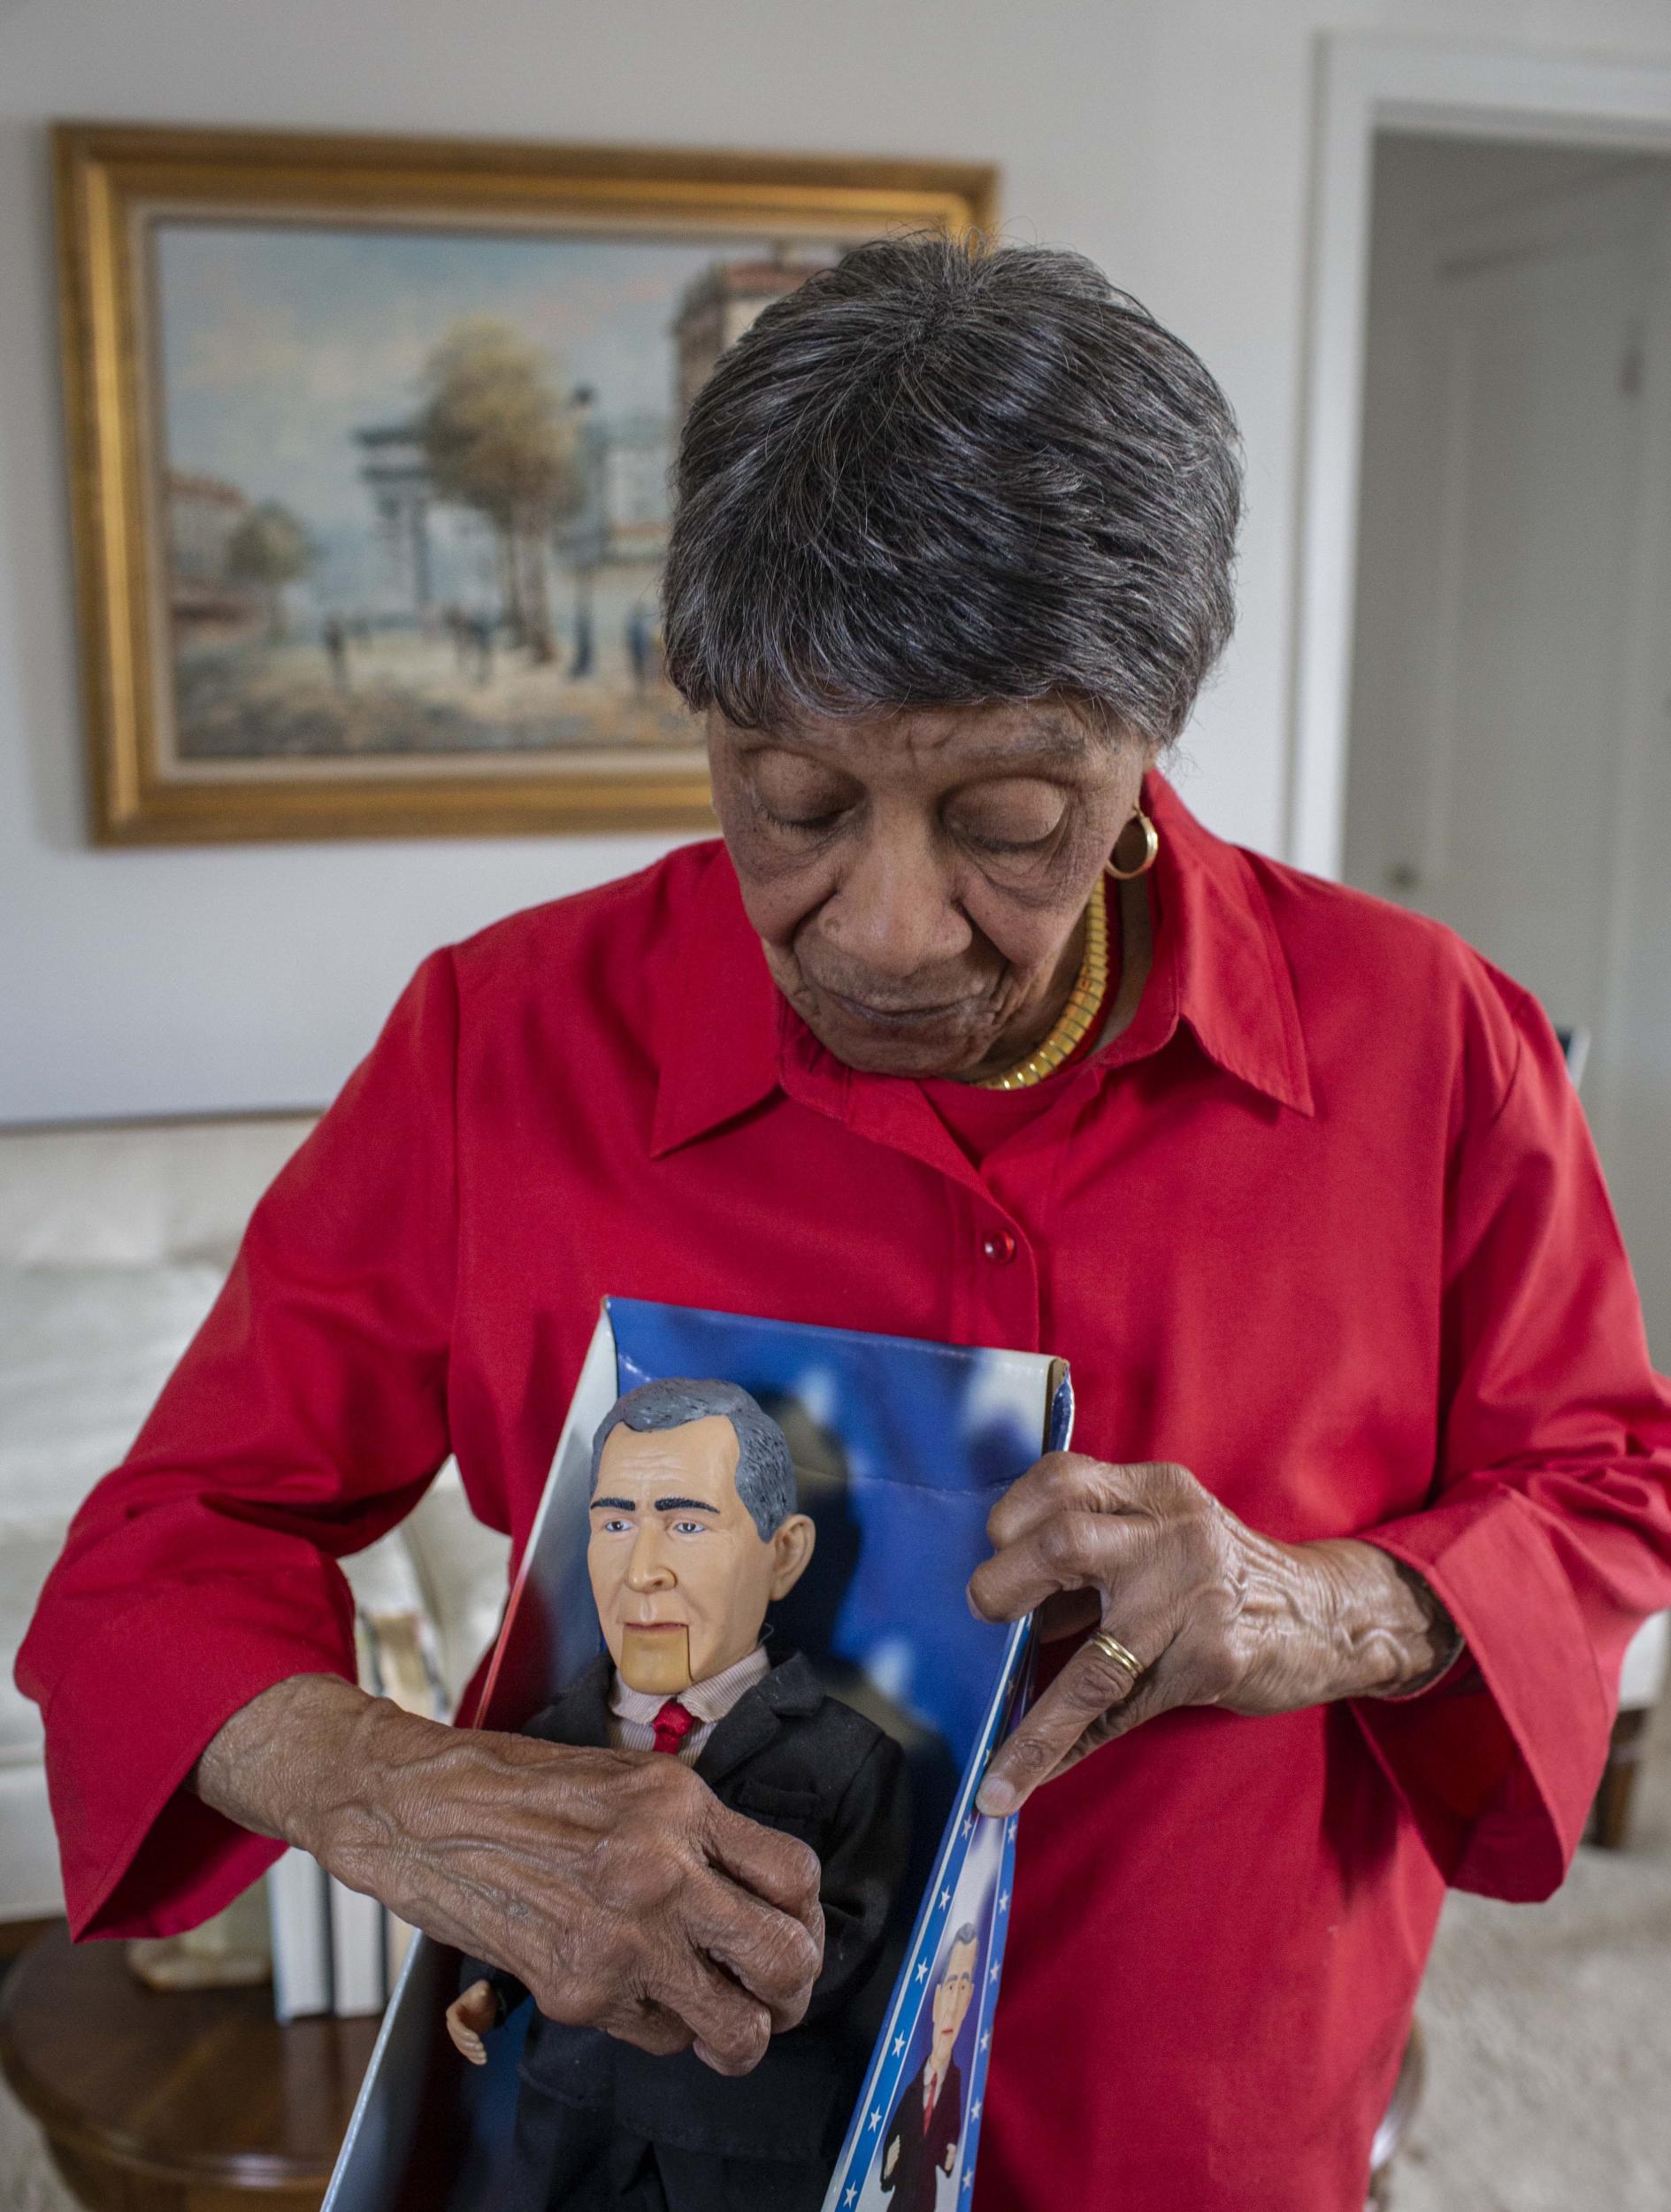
[
  {"xmin": 878, "ymin": 1920, "xmax": 978, "ymax": 2212},
  {"xmin": 446, "ymin": 1379, "xmax": 911, "ymax": 2212}
]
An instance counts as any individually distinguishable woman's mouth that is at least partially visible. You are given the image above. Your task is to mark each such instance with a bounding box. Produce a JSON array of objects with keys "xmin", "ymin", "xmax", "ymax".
[{"xmin": 818, "ymin": 985, "xmax": 978, "ymax": 1029}]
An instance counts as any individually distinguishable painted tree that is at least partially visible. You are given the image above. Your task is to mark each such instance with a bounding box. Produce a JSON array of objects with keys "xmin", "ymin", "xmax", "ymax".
[
  {"xmin": 418, "ymin": 318, "xmax": 585, "ymax": 663},
  {"xmin": 226, "ymin": 501, "xmax": 314, "ymax": 640}
]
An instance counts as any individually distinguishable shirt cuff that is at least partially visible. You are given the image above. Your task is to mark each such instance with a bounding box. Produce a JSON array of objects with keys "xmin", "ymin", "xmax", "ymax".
[
  {"xmin": 1353, "ymin": 1481, "xmax": 1612, "ymax": 1901},
  {"xmin": 33, "ymin": 1562, "xmax": 356, "ymax": 1939}
]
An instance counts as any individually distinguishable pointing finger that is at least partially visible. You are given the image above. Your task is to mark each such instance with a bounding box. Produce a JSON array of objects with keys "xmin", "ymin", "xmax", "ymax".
[{"xmin": 976, "ymin": 1624, "xmax": 1165, "ymax": 1816}]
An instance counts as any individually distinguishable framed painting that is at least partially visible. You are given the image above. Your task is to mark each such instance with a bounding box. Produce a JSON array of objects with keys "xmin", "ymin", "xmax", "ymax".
[{"xmin": 53, "ymin": 123, "xmax": 997, "ymax": 842}]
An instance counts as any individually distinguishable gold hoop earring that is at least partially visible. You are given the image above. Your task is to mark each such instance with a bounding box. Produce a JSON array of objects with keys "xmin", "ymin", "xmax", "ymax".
[{"xmin": 1106, "ymin": 806, "xmax": 1159, "ymax": 881}]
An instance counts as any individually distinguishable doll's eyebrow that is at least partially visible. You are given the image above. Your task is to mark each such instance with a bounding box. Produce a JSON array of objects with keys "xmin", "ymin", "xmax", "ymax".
[
  {"xmin": 655, "ymin": 1495, "xmax": 719, "ymax": 1514},
  {"xmin": 589, "ymin": 1496, "xmax": 638, "ymax": 1512}
]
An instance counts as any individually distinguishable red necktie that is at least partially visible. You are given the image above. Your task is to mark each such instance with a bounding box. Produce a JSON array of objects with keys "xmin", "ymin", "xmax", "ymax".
[{"xmin": 651, "ymin": 1698, "xmax": 697, "ymax": 1756}]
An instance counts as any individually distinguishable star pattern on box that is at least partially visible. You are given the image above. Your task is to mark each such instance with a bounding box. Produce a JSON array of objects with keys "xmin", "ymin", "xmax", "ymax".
[{"xmin": 818, "ymin": 1564, "xmax": 1039, "ymax": 2212}]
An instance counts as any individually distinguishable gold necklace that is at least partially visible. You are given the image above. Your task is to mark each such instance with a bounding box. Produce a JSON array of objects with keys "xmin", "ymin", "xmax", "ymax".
[{"xmin": 972, "ymin": 880, "xmax": 1110, "ymax": 1091}]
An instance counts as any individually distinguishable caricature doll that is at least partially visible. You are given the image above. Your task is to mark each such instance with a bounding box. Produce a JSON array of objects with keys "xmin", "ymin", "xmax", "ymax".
[{"xmin": 446, "ymin": 1378, "xmax": 910, "ymax": 2212}]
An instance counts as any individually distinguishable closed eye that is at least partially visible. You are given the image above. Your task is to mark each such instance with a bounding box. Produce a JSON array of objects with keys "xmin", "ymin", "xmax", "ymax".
[
  {"xmin": 965, "ymin": 830, "xmax": 1057, "ymax": 857},
  {"xmin": 759, "ymin": 803, "xmax": 848, "ymax": 837}
]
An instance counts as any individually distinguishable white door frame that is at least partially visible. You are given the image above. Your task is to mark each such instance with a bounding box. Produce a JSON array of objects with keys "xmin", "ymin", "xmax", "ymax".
[{"xmin": 1288, "ymin": 33, "xmax": 1671, "ymax": 877}]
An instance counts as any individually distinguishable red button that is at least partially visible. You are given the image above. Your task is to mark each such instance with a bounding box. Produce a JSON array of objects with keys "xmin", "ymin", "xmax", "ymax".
[{"xmin": 981, "ymin": 1229, "xmax": 1017, "ymax": 1265}]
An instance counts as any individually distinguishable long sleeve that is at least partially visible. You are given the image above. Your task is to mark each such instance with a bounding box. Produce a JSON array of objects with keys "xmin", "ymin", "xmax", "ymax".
[
  {"xmin": 15, "ymin": 951, "xmax": 461, "ymax": 1939},
  {"xmin": 1355, "ymin": 974, "xmax": 1671, "ymax": 1901}
]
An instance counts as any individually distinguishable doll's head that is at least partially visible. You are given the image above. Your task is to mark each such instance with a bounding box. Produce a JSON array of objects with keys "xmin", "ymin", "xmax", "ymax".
[{"xmin": 586, "ymin": 1379, "xmax": 816, "ymax": 1694}]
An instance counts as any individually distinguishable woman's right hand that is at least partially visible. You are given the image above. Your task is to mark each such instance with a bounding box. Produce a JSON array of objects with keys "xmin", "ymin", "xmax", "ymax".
[{"xmin": 192, "ymin": 1673, "xmax": 824, "ymax": 2075}]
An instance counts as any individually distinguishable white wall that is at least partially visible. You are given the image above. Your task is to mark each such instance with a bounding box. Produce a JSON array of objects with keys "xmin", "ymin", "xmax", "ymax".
[{"xmin": 8, "ymin": 0, "xmax": 1671, "ymax": 1121}]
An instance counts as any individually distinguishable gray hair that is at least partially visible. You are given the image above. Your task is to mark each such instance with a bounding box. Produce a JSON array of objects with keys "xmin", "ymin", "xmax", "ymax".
[
  {"xmin": 590, "ymin": 1378, "xmax": 797, "ymax": 1540},
  {"xmin": 662, "ymin": 232, "xmax": 1242, "ymax": 749}
]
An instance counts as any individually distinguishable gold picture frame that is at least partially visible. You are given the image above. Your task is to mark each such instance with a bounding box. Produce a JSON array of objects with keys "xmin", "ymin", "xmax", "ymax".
[{"xmin": 55, "ymin": 122, "xmax": 997, "ymax": 843}]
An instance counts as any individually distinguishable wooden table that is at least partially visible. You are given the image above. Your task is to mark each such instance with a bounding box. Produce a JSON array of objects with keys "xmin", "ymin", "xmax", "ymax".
[{"xmin": 0, "ymin": 1924, "xmax": 380, "ymax": 2210}]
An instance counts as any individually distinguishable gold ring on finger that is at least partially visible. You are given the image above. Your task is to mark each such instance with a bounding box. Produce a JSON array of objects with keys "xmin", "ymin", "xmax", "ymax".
[{"xmin": 1089, "ymin": 1628, "xmax": 1143, "ymax": 1678}]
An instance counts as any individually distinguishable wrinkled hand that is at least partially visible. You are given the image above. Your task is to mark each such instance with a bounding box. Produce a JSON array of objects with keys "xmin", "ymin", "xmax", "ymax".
[
  {"xmin": 195, "ymin": 1677, "xmax": 824, "ymax": 2076},
  {"xmin": 968, "ymin": 1454, "xmax": 1455, "ymax": 1816}
]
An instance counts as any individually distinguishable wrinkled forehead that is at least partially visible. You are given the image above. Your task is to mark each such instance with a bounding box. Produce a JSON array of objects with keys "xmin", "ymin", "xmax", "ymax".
[
  {"xmin": 594, "ymin": 1413, "xmax": 742, "ymax": 1501},
  {"xmin": 719, "ymin": 697, "xmax": 1113, "ymax": 778}
]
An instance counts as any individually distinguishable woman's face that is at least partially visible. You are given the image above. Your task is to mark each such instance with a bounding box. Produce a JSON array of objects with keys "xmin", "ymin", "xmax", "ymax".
[{"xmin": 708, "ymin": 701, "xmax": 1153, "ymax": 1081}]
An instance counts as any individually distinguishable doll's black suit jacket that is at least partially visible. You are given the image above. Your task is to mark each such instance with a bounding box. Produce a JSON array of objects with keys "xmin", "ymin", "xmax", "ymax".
[{"xmin": 471, "ymin": 1646, "xmax": 910, "ymax": 2161}]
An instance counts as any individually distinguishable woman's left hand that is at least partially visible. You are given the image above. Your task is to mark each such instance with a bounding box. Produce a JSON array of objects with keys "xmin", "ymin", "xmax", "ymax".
[{"xmin": 968, "ymin": 1452, "xmax": 1457, "ymax": 1816}]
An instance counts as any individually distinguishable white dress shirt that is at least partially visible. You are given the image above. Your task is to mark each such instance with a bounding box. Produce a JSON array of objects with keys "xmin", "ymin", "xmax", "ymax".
[{"xmin": 607, "ymin": 1641, "xmax": 771, "ymax": 1763}]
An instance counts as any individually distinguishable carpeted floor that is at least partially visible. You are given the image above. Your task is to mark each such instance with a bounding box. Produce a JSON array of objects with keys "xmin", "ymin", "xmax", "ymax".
[
  {"xmin": 1395, "ymin": 1684, "xmax": 1671, "ymax": 2212},
  {"xmin": 4, "ymin": 1694, "xmax": 1670, "ymax": 2210},
  {"xmin": 0, "ymin": 2025, "xmax": 72, "ymax": 2212}
]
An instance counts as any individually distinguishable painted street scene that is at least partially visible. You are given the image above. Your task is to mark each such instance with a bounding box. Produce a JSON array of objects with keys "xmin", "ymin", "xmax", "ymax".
[{"xmin": 154, "ymin": 222, "xmax": 835, "ymax": 762}]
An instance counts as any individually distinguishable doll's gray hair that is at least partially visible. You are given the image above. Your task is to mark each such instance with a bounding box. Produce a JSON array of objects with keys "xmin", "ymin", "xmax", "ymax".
[{"xmin": 589, "ymin": 1378, "xmax": 798, "ymax": 1540}]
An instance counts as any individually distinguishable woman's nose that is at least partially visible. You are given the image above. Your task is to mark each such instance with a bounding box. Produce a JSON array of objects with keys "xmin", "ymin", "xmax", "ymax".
[
  {"xmin": 625, "ymin": 1528, "xmax": 676, "ymax": 1591},
  {"xmin": 824, "ymin": 825, "xmax": 969, "ymax": 983}
]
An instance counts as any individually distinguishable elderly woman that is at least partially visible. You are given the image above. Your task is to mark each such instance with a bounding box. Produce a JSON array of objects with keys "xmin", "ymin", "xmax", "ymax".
[{"xmin": 20, "ymin": 236, "xmax": 1671, "ymax": 2212}]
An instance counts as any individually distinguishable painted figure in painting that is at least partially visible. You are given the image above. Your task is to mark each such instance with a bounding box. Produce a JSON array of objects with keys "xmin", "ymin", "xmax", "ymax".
[
  {"xmin": 878, "ymin": 1922, "xmax": 977, "ymax": 2212},
  {"xmin": 445, "ymin": 1378, "xmax": 910, "ymax": 2212}
]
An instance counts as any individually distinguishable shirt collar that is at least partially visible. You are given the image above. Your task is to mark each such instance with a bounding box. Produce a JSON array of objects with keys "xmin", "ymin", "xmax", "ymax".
[
  {"xmin": 1143, "ymin": 773, "xmax": 1314, "ymax": 1117},
  {"xmin": 609, "ymin": 1641, "xmax": 770, "ymax": 1727},
  {"xmin": 648, "ymin": 772, "xmax": 1312, "ymax": 1158}
]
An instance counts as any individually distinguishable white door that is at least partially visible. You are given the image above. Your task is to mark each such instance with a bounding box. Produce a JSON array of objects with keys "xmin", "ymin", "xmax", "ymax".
[{"xmin": 1345, "ymin": 163, "xmax": 1671, "ymax": 1362}]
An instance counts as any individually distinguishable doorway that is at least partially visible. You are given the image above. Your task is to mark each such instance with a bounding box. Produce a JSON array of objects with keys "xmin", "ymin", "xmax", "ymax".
[{"xmin": 1342, "ymin": 132, "xmax": 1671, "ymax": 1364}]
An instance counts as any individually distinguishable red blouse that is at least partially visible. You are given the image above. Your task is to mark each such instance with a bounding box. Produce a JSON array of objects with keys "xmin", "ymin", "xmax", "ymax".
[{"xmin": 19, "ymin": 775, "xmax": 1671, "ymax": 2211}]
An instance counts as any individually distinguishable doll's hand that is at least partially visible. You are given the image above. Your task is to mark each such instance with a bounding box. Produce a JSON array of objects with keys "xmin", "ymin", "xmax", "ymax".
[
  {"xmin": 967, "ymin": 1453, "xmax": 1458, "ymax": 1814},
  {"xmin": 446, "ymin": 1979, "xmax": 497, "ymax": 2065},
  {"xmin": 193, "ymin": 1675, "xmax": 824, "ymax": 2077}
]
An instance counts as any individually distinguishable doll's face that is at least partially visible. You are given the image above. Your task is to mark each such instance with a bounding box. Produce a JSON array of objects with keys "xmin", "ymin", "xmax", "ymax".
[
  {"xmin": 931, "ymin": 1935, "xmax": 978, "ymax": 2064},
  {"xmin": 587, "ymin": 1415, "xmax": 816, "ymax": 1694}
]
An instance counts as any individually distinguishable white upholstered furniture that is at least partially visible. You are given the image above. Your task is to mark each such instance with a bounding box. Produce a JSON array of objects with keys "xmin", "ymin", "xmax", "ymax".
[{"xmin": 0, "ymin": 1115, "xmax": 510, "ymax": 1924}]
